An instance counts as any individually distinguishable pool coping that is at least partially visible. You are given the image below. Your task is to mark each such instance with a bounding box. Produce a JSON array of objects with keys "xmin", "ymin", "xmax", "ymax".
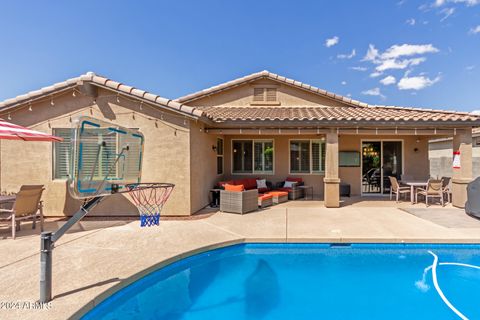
[{"xmin": 70, "ymin": 237, "xmax": 480, "ymax": 320}]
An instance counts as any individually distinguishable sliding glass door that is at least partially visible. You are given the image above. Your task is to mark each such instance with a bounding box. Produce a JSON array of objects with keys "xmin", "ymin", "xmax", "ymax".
[{"xmin": 362, "ymin": 141, "xmax": 402, "ymax": 195}]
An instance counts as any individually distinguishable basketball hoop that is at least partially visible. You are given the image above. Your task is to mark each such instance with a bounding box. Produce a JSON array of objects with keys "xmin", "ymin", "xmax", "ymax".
[{"xmin": 125, "ymin": 183, "xmax": 175, "ymax": 227}]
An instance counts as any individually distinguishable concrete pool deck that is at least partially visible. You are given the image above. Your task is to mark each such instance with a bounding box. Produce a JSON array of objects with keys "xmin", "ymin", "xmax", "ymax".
[{"xmin": 1, "ymin": 200, "xmax": 480, "ymax": 319}]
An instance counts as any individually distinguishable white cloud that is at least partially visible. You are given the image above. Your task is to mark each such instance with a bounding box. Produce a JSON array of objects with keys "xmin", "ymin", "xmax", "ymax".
[
  {"xmin": 466, "ymin": 65, "xmax": 476, "ymax": 71},
  {"xmin": 471, "ymin": 110, "xmax": 480, "ymax": 114},
  {"xmin": 370, "ymin": 71, "xmax": 383, "ymax": 78},
  {"xmin": 469, "ymin": 25, "xmax": 480, "ymax": 34},
  {"xmin": 440, "ymin": 7, "xmax": 455, "ymax": 21},
  {"xmin": 362, "ymin": 87, "xmax": 386, "ymax": 99},
  {"xmin": 380, "ymin": 76, "xmax": 397, "ymax": 85},
  {"xmin": 350, "ymin": 66, "xmax": 368, "ymax": 71},
  {"xmin": 406, "ymin": 18, "xmax": 416, "ymax": 25},
  {"xmin": 397, "ymin": 75, "xmax": 441, "ymax": 90},
  {"xmin": 381, "ymin": 44, "xmax": 439, "ymax": 59},
  {"xmin": 433, "ymin": 0, "xmax": 480, "ymax": 6},
  {"xmin": 325, "ymin": 36, "xmax": 339, "ymax": 48},
  {"xmin": 363, "ymin": 44, "xmax": 380, "ymax": 62},
  {"xmin": 341, "ymin": 81, "xmax": 347, "ymax": 85},
  {"xmin": 337, "ymin": 49, "xmax": 356, "ymax": 59},
  {"xmin": 376, "ymin": 57, "xmax": 427, "ymax": 72}
]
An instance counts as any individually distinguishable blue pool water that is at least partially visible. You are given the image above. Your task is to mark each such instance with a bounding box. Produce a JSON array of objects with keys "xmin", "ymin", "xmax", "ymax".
[{"xmin": 82, "ymin": 243, "xmax": 480, "ymax": 320}]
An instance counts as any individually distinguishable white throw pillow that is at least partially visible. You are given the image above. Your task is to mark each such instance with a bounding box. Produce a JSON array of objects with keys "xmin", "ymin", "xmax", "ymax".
[
  {"xmin": 283, "ymin": 181, "xmax": 296, "ymax": 188},
  {"xmin": 256, "ymin": 179, "xmax": 267, "ymax": 189}
]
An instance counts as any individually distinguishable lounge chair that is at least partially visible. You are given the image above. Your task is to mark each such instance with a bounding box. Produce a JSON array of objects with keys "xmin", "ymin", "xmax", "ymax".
[
  {"xmin": 0, "ymin": 185, "xmax": 45, "ymax": 239},
  {"xmin": 220, "ymin": 186, "xmax": 258, "ymax": 214},
  {"xmin": 416, "ymin": 179, "xmax": 444, "ymax": 207},
  {"xmin": 388, "ymin": 176, "xmax": 410, "ymax": 202},
  {"xmin": 441, "ymin": 177, "xmax": 452, "ymax": 203},
  {"xmin": 275, "ymin": 177, "xmax": 304, "ymax": 200}
]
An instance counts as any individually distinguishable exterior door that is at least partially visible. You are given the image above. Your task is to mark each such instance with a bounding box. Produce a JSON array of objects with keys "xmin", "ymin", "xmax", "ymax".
[{"xmin": 362, "ymin": 141, "xmax": 402, "ymax": 195}]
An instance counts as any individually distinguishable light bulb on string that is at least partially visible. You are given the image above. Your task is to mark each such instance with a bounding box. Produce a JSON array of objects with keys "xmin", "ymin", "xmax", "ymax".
[
  {"xmin": 28, "ymin": 104, "xmax": 32, "ymax": 111},
  {"xmin": 116, "ymin": 94, "xmax": 120, "ymax": 103},
  {"xmin": 50, "ymin": 98, "xmax": 54, "ymax": 106},
  {"xmin": 72, "ymin": 90, "xmax": 76, "ymax": 97},
  {"xmin": 7, "ymin": 113, "xmax": 11, "ymax": 120}
]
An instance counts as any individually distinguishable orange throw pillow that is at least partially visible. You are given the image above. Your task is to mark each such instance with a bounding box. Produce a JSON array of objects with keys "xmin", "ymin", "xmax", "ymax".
[{"xmin": 225, "ymin": 184, "xmax": 245, "ymax": 192}]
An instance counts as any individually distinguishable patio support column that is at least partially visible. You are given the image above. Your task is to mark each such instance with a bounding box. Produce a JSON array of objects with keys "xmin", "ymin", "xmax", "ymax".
[
  {"xmin": 324, "ymin": 129, "xmax": 340, "ymax": 208},
  {"xmin": 452, "ymin": 128, "xmax": 472, "ymax": 208}
]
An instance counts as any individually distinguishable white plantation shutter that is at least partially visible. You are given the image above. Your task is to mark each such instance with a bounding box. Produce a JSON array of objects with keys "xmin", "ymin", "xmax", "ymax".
[{"xmin": 53, "ymin": 129, "xmax": 73, "ymax": 179}]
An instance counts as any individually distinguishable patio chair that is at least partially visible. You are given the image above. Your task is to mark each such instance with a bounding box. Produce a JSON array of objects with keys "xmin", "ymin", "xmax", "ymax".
[
  {"xmin": 416, "ymin": 179, "xmax": 444, "ymax": 207},
  {"xmin": 0, "ymin": 185, "xmax": 44, "ymax": 239},
  {"xmin": 441, "ymin": 177, "xmax": 452, "ymax": 203},
  {"xmin": 388, "ymin": 176, "xmax": 410, "ymax": 202},
  {"xmin": 220, "ymin": 188, "xmax": 258, "ymax": 214}
]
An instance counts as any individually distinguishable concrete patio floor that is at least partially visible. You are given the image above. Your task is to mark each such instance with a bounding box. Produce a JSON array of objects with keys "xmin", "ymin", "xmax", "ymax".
[{"xmin": 1, "ymin": 199, "xmax": 480, "ymax": 320}]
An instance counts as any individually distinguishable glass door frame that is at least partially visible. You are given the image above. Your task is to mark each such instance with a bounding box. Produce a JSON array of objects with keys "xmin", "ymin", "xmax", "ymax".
[{"xmin": 360, "ymin": 139, "xmax": 404, "ymax": 196}]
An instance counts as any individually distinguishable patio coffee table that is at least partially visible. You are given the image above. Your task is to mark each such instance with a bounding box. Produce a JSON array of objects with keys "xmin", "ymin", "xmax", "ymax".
[{"xmin": 403, "ymin": 181, "xmax": 428, "ymax": 204}]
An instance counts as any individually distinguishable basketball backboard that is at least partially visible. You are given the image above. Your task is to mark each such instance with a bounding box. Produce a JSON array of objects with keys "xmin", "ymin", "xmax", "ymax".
[{"xmin": 68, "ymin": 116, "xmax": 144, "ymax": 199}]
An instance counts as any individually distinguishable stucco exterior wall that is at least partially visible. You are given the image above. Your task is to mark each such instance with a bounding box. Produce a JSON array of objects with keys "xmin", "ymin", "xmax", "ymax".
[
  {"xmin": 222, "ymin": 135, "xmax": 326, "ymax": 197},
  {"xmin": 189, "ymin": 79, "xmax": 347, "ymax": 107},
  {"xmin": 189, "ymin": 122, "xmax": 223, "ymax": 213},
  {"xmin": 339, "ymin": 135, "xmax": 430, "ymax": 195},
  {"xmin": 0, "ymin": 88, "xmax": 192, "ymax": 216},
  {"xmin": 218, "ymin": 134, "xmax": 430, "ymax": 198}
]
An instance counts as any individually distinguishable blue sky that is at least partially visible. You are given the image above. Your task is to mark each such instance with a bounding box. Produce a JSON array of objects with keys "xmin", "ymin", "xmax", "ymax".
[{"xmin": 0, "ymin": 0, "xmax": 479, "ymax": 111}]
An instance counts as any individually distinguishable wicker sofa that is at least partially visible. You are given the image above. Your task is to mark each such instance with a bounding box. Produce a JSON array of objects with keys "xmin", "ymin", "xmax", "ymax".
[
  {"xmin": 220, "ymin": 189, "xmax": 259, "ymax": 214},
  {"xmin": 275, "ymin": 177, "xmax": 305, "ymax": 200}
]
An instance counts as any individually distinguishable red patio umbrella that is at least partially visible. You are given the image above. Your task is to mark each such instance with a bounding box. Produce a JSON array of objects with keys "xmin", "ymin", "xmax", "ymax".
[{"xmin": 0, "ymin": 119, "xmax": 63, "ymax": 142}]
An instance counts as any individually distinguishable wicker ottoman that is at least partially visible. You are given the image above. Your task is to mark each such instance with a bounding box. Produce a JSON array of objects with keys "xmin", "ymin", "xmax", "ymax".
[
  {"xmin": 266, "ymin": 191, "xmax": 288, "ymax": 204},
  {"xmin": 258, "ymin": 194, "xmax": 273, "ymax": 208}
]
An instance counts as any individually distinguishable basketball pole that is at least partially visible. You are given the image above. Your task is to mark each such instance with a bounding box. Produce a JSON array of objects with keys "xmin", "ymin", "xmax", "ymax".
[{"xmin": 40, "ymin": 196, "xmax": 104, "ymax": 303}]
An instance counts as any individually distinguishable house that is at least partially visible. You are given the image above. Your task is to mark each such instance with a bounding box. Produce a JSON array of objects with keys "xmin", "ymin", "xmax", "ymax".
[
  {"xmin": 429, "ymin": 128, "xmax": 480, "ymax": 179},
  {"xmin": 0, "ymin": 70, "xmax": 478, "ymax": 217}
]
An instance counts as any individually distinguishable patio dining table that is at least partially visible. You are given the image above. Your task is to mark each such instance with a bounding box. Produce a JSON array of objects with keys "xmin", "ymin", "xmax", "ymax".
[{"xmin": 402, "ymin": 181, "xmax": 428, "ymax": 204}]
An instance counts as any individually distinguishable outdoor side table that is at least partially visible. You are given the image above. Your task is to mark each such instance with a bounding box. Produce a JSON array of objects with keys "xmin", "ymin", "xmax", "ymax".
[
  {"xmin": 298, "ymin": 186, "xmax": 313, "ymax": 200},
  {"xmin": 209, "ymin": 189, "xmax": 221, "ymax": 207}
]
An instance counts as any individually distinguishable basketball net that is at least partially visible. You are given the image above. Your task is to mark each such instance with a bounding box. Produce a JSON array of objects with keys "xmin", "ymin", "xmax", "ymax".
[{"xmin": 125, "ymin": 183, "xmax": 175, "ymax": 227}]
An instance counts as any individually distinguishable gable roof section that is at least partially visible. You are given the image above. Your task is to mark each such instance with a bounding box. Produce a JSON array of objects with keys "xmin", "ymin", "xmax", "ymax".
[
  {"xmin": 177, "ymin": 70, "xmax": 480, "ymax": 126},
  {"xmin": 0, "ymin": 72, "xmax": 205, "ymax": 119}
]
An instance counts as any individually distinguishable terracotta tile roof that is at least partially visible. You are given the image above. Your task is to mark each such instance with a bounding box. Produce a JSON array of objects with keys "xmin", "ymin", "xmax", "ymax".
[
  {"xmin": 200, "ymin": 106, "xmax": 480, "ymax": 124},
  {"xmin": 0, "ymin": 72, "xmax": 204, "ymax": 119},
  {"xmin": 178, "ymin": 70, "xmax": 480, "ymax": 125}
]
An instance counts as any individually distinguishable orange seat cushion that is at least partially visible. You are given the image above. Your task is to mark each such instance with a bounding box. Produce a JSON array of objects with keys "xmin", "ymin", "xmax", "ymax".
[
  {"xmin": 225, "ymin": 184, "xmax": 245, "ymax": 192},
  {"xmin": 267, "ymin": 191, "xmax": 288, "ymax": 196},
  {"xmin": 258, "ymin": 194, "xmax": 273, "ymax": 200}
]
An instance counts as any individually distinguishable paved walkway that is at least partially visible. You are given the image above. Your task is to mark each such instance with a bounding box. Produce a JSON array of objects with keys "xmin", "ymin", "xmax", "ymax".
[{"xmin": 1, "ymin": 204, "xmax": 480, "ymax": 320}]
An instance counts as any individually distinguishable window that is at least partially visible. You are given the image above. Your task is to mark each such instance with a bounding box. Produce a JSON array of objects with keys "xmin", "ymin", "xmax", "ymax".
[
  {"xmin": 232, "ymin": 139, "xmax": 274, "ymax": 174},
  {"xmin": 290, "ymin": 140, "xmax": 325, "ymax": 174},
  {"xmin": 251, "ymin": 87, "xmax": 277, "ymax": 103},
  {"xmin": 216, "ymin": 138, "xmax": 224, "ymax": 175},
  {"xmin": 53, "ymin": 128, "xmax": 73, "ymax": 179},
  {"xmin": 53, "ymin": 128, "xmax": 118, "ymax": 180}
]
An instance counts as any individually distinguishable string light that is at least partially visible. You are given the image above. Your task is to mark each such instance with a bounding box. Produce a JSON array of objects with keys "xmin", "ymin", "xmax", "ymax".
[
  {"xmin": 72, "ymin": 90, "xmax": 76, "ymax": 97},
  {"xmin": 7, "ymin": 113, "xmax": 11, "ymax": 120},
  {"xmin": 139, "ymin": 101, "xmax": 143, "ymax": 110},
  {"xmin": 116, "ymin": 94, "xmax": 120, "ymax": 103},
  {"xmin": 50, "ymin": 97, "xmax": 55, "ymax": 106},
  {"xmin": 28, "ymin": 103, "xmax": 32, "ymax": 112}
]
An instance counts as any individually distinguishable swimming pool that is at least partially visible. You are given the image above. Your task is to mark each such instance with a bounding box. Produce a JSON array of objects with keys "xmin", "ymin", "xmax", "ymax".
[{"xmin": 82, "ymin": 243, "xmax": 480, "ymax": 319}]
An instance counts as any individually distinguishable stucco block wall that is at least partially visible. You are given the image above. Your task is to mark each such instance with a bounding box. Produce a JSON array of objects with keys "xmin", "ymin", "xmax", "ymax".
[
  {"xmin": 429, "ymin": 139, "xmax": 480, "ymax": 179},
  {"xmin": 222, "ymin": 135, "xmax": 325, "ymax": 197},
  {"xmin": 189, "ymin": 122, "xmax": 223, "ymax": 213},
  {"xmin": 0, "ymin": 88, "xmax": 192, "ymax": 216}
]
